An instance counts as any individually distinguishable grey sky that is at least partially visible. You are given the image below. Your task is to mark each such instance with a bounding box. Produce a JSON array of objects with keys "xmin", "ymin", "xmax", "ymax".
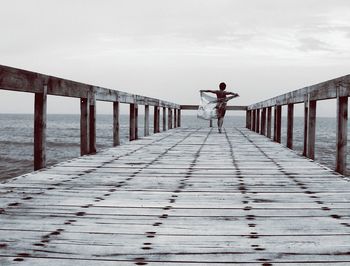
[{"xmin": 1, "ymin": 0, "xmax": 350, "ymax": 115}]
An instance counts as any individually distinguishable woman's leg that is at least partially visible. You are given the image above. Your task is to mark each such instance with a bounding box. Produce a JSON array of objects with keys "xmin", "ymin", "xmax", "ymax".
[{"xmin": 218, "ymin": 117, "xmax": 224, "ymax": 133}]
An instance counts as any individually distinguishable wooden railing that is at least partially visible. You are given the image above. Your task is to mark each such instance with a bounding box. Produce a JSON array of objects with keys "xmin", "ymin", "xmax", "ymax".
[
  {"xmin": 246, "ymin": 74, "xmax": 350, "ymax": 175},
  {"xmin": 0, "ymin": 65, "xmax": 180, "ymax": 170}
]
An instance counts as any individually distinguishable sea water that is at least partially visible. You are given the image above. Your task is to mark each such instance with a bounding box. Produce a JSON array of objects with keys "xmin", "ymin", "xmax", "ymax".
[{"xmin": 0, "ymin": 114, "xmax": 348, "ymax": 180}]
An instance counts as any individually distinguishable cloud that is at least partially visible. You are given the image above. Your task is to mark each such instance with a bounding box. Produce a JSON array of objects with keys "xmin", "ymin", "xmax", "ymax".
[{"xmin": 297, "ymin": 37, "xmax": 331, "ymax": 52}]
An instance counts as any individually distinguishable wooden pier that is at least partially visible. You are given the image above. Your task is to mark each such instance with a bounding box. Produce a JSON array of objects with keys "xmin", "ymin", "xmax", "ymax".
[
  {"xmin": 2, "ymin": 65, "xmax": 350, "ymax": 265},
  {"xmin": 1, "ymin": 128, "xmax": 350, "ymax": 265}
]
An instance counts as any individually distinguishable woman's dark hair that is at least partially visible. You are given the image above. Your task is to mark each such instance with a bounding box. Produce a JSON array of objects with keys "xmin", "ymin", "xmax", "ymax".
[{"xmin": 219, "ymin": 82, "xmax": 226, "ymax": 90}]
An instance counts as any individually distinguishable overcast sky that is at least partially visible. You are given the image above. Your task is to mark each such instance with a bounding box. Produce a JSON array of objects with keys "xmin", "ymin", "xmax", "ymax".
[{"xmin": 1, "ymin": 0, "xmax": 350, "ymax": 115}]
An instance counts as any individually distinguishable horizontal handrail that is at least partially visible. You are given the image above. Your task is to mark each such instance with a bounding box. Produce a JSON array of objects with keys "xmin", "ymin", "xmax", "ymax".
[
  {"xmin": 0, "ymin": 64, "xmax": 179, "ymax": 108},
  {"xmin": 181, "ymin": 105, "xmax": 247, "ymax": 111},
  {"xmin": 248, "ymin": 74, "xmax": 350, "ymax": 110}
]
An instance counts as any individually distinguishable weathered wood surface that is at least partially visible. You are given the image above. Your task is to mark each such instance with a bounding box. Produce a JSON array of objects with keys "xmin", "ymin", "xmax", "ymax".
[
  {"xmin": 1, "ymin": 128, "xmax": 350, "ymax": 265},
  {"xmin": 0, "ymin": 64, "xmax": 179, "ymax": 108},
  {"xmin": 247, "ymin": 74, "xmax": 350, "ymax": 109}
]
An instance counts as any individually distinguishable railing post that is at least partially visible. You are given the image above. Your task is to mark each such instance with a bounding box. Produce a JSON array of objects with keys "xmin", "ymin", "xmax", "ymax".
[
  {"xmin": 89, "ymin": 92, "xmax": 96, "ymax": 154},
  {"xmin": 302, "ymin": 99, "xmax": 308, "ymax": 156},
  {"xmin": 267, "ymin": 107, "xmax": 272, "ymax": 138},
  {"xmin": 129, "ymin": 103, "xmax": 136, "ymax": 141},
  {"xmin": 113, "ymin": 101, "xmax": 120, "ymax": 146},
  {"xmin": 154, "ymin": 106, "xmax": 160, "ymax": 133},
  {"xmin": 256, "ymin": 109, "xmax": 260, "ymax": 133},
  {"xmin": 177, "ymin": 109, "xmax": 181, "ymax": 127},
  {"xmin": 246, "ymin": 110, "xmax": 251, "ymax": 129},
  {"xmin": 157, "ymin": 106, "xmax": 160, "ymax": 132},
  {"xmin": 336, "ymin": 92, "xmax": 347, "ymax": 174},
  {"xmin": 209, "ymin": 119, "xmax": 213, "ymax": 127},
  {"xmin": 80, "ymin": 96, "xmax": 90, "ymax": 155},
  {"xmin": 163, "ymin": 107, "xmax": 166, "ymax": 131},
  {"xmin": 307, "ymin": 99, "xmax": 317, "ymax": 159},
  {"xmin": 144, "ymin": 105, "xmax": 149, "ymax": 136},
  {"xmin": 252, "ymin": 109, "xmax": 256, "ymax": 132},
  {"xmin": 287, "ymin": 103, "xmax": 294, "ymax": 149},
  {"xmin": 34, "ymin": 84, "xmax": 47, "ymax": 170},
  {"xmin": 261, "ymin": 108, "xmax": 266, "ymax": 135},
  {"xmin": 174, "ymin": 109, "xmax": 177, "ymax": 128},
  {"xmin": 135, "ymin": 104, "xmax": 138, "ymax": 139},
  {"xmin": 274, "ymin": 105, "xmax": 281, "ymax": 143},
  {"xmin": 168, "ymin": 108, "xmax": 173, "ymax": 129}
]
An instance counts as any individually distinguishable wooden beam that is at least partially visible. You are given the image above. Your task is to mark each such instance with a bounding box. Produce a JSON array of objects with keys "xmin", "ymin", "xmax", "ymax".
[
  {"xmin": 336, "ymin": 94, "xmax": 348, "ymax": 174},
  {"xmin": 168, "ymin": 108, "xmax": 173, "ymax": 129},
  {"xmin": 0, "ymin": 64, "xmax": 180, "ymax": 108},
  {"xmin": 113, "ymin": 101, "xmax": 120, "ymax": 146},
  {"xmin": 303, "ymin": 100, "xmax": 308, "ymax": 156},
  {"xmin": 256, "ymin": 109, "xmax": 260, "ymax": 133},
  {"xmin": 135, "ymin": 104, "xmax": 139, "ymax": 139},
  {"xmin": 154, "ymin": 106, "xmax": 160, "ymax": 133},
  {"xmin": 144, "ymin": 105, "xmax": 150, "ymax": 136},
  {"xmin": 129, "ymin": 103, "xmax": 136, "ymax": 141},
  {"xmin": 287, "ymin": 103, "xmax": 294, "ymax": 149},
  {"xmin": 252, "ymin": 109, "xmax": 256, "ymax": 132},
  {"xmin": 274, "ymin": 105, "xmax": 282, "ymax": 143},
  {"xmin": 261, "ymin": 108, "xmax": 266, "ymax": 135},
  {"xmin": 177, "ymin": 109, "xmax": 181, "ymax": 127},
  {"xmin": 80, "ymin": 97, "xmax": 90, "ymax": 155},
  {"xmin": 267, "ymin": 107, "xmax": 272, "ymax": 138},
  {"xmin": 180, "ymin": 105, "xmax": 247, "ymax": 111},
  {"xmin": 89, "ymin": 93, "xmax": 96, "ymax": 154},
  {"xmin": 307, "ymin": 100, "xmax": 317, "ymax": 159},
  {"xmin": 247, "ymin": 74, "xmax": 350, "ymax": 109},
  {"xmin": 162, "ymin": 107, "xmax": 166, "ymax": 131},
  {"xmin": 246, "ymin": 110, "xmax": 251, "ymax": 129},
  {"xmin": 174, "ymin": 109, "xmax": 177, "ymax": 128},
  {"xmin": 34, "ymin": 85, "xmax": 47, "ymax": 170}
]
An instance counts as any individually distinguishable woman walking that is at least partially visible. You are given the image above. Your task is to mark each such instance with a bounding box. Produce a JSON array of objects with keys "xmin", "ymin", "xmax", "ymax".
[{"xmin": 200, "ymin": 82, "xmax": 239, "ymax": 133}]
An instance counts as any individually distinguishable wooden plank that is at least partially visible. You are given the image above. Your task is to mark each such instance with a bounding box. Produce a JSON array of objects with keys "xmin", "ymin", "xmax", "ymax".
[
  {"xmin": 113, "ymin": 101, "xmax": 120, "ymax": 146},
  {"xmin": 247, "ymin": 74, "xmax": 350, "ymax": 109},
  {"xmin": 0, "ymin": 64, "xmax": 180, "ymax": 108},
  {"xmin": 307, "ymin": 99, "xmax": 317, "ymax": 159},
  {"xmin": 80, "ymin": 97, "xmax": 90, "ymax": 155},
  {"xmin": 287, "ymin": 103, "xmax": 294, "ymax": 149},
  {"xmin": 2, "ymin": 128, "xmax": 350, "ymax": 265},
  {"xmin": 144, "ymin": 105, "xmax": 150, "ymax": 136},
  {"xmin": 336, "ymin": 94, "xmax": 348, "ymax": 174},
  {"xmin": 34, "ymin": 85, "xmax": 47, "ymax": 170}
]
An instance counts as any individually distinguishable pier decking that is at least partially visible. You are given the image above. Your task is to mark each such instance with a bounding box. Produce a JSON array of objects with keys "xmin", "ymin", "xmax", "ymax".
[{"xmin": 1, "ymin": 128, "xmax": 350, "ymax": 265}]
